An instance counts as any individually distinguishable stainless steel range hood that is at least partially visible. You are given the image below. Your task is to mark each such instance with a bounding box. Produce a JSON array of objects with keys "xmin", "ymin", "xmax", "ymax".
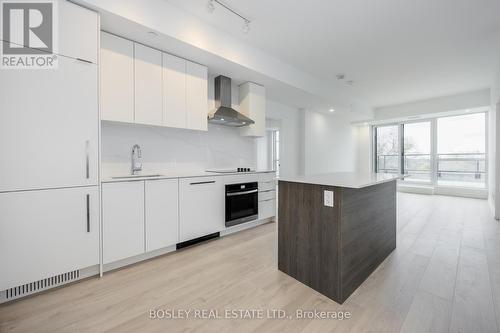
[{"xmin": 208, "ymin": 75, "xmax": 255, "ymax": 127}]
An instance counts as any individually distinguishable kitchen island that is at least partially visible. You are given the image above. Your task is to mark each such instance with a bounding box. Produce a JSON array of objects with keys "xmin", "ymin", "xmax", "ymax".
[{"xmin": 278, "ymin": 173, "xmax": 401, "ymax": 304}]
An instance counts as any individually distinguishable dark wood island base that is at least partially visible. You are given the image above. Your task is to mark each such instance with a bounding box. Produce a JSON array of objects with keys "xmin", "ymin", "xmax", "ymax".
[{"xmin": 278, "ymin": 179, "xmax": 397, "ymax": 304}]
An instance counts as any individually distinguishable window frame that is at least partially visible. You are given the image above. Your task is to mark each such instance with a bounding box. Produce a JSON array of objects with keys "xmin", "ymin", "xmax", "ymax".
[{"xmin": 372, "ymin": 111, "xmax": 488, "ymax": 190}]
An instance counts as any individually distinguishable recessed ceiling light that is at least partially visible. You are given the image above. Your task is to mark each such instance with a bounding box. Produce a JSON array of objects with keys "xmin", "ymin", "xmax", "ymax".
[
  {"xmin": 336, "ymin": 74, "xmax": 345, "ymax": 80},
  {"xmin": 329, "ymin": 108, "xmax": 335, "ymax": 113}
]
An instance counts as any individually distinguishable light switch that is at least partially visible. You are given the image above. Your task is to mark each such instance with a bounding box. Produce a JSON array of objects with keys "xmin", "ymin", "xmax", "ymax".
[{"xmin": 324, "ymin": 190, "xmax": 334, "ymax": 207}]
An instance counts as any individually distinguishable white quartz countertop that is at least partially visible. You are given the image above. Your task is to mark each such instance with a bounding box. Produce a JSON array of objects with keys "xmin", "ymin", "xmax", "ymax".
[
  {"xmin": 278, "ymin": 172, "xmax": 403, "ymax": 189},
  {"xmin": 101, "ymin": 170, "xmax": 275, "ymax": 183}
]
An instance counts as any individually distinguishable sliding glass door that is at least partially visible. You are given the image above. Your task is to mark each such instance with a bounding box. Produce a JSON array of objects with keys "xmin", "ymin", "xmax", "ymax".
[
  {"xmin": 403, "ymin": 121, "xmax": 431, "ymax": 183},
  {"xmin": 437, "ymin": 113, "xmax": 486, "ymax": 188},
  {"xmin": 375, "ymin": 125, "xmax": 400, "ymax": 174},
  {"xmin": 373, "ymin": 112, "xmax": 487, "ymax": 189}
]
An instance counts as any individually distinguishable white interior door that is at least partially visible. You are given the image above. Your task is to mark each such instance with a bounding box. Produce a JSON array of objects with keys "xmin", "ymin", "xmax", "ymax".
[{"xmin": 0, "ymin": 55, "xmax": 98, "ymax": 192}]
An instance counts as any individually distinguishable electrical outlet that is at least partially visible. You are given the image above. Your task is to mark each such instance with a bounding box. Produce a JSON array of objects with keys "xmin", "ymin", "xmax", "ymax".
[{"xmin": 324, "ymin": 190, "xmax": 334, "ymax": 207}]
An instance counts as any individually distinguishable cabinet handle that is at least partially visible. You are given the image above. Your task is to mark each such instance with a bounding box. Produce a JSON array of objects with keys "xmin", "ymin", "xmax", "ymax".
[
  {"xmin": 227, "ymin": 189, "xmax": 258, "ymax": 196},
  {"xmin": 85, "ymin": 140, "xmax": 90, "ymax": 179},
  {"xmin": 86, "ymin": 194, "xmax": 90, "ymax": 233},
  {"xmin": 189, "ymin": 181, "xmax": 216, "ymax": 185}
]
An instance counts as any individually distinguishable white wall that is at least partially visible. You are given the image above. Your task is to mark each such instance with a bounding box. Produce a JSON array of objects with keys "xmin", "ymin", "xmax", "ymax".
[
  {"xmin": 374, "ymin": 89, "xmax": 491, "ymax": 122},
  {"xmin": 489, "ymin": 63, "xmax": 500, "ymax": 219},
  {"xmin": 304, "ymin": 111, "xmax": 357, "ymax": 175},
  {"xmin": 265, "ymin": 101, "xmax": 301, "ymax": 177},
  {"xmin": 263, "ymin": 106, "xmax": 364, "ymax": 177},
  {"xmin": 355, "ymin": 125, "xmax": 372, "ymax": 174}
]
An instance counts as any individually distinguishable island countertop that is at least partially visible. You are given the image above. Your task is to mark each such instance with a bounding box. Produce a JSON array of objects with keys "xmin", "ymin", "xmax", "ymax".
[{"xmin": 278, "ymin": 172, "xmax": 402, "ymax": 188}]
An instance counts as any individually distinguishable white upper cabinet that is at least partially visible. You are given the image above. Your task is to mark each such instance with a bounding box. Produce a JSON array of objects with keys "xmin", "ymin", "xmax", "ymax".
[
  {"xmin": 186, "ymin": 62, "xmax": 208, "ymax": 131},
  {"xmin": 0, "ymin": 56, "xmax": 98, "ymax": 192},
  {"xmin": 145, "ymin": 179, "xmax": 179, "ymax": 252},
  {"xmin": 99, "ymin": 36, "xmax": 208, "ymax": 131},
  {"xmin": 102, "ymin": 182, "xmax": 145, "ymax": 264},
  {"xmin": 134, "ymin": 44, "xmax": 163, "ymax": 126},
  {"xmin": 100, "ymin": 32, "xmax": 134, "ymax": 123},
  {"xmin": 0, "ymin": 187, "xmax": 99, "ymax": 290},
  {"xmin": 163, "ymin": 53, "xmax": 187, "ymax": 129},
  {"xmin": 239, "ymin": 82, "xmax": 266, "ymax": 137},
  {"xmin": 59, "ymin": 0, "xmax": 98, "ymax": 63}
]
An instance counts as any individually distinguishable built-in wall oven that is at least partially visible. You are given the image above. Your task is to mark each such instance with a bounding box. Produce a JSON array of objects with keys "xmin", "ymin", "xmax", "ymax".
[{"xmin": 225, "ymin": 182, "xmax": 258, "ymax": 227}]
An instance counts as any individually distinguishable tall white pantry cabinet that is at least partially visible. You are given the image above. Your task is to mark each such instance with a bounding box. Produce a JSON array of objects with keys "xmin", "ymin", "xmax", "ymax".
[{"xmin": 0, "ymin": 1, "xmax": 100, "ymax": 296}]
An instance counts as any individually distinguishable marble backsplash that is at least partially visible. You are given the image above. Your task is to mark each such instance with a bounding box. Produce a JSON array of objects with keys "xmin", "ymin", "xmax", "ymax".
[{"xmin": 101, "ymin": 121, "xmax": 257, "ymax": 176}]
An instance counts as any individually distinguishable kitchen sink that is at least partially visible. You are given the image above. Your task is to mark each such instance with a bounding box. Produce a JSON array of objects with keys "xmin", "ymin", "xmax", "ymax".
[{"xmin": 111, "ymin": 174, "xmax": 162, "ymax": 179}]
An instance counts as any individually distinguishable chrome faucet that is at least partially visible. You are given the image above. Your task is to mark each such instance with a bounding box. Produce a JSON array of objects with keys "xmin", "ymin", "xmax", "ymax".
[{"xmin": 131, "ymin": 144, "xmax": 142, "ymax": 175}]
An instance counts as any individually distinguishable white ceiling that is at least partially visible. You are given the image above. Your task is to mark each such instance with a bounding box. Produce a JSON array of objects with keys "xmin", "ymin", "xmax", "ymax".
[{"xmin": 165, "ymin": 0, "xmax": 500, "ymax": 108}]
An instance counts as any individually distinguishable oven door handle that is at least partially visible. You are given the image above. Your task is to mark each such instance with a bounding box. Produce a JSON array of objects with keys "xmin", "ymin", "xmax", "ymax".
[{"xmin": 226, "ymin": 189, "xmax": 258, "ymax": 197}]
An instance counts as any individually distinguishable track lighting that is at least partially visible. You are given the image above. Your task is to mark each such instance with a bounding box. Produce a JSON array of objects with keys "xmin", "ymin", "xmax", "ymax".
[
  {"xmin": 206, "ymin": 0, "xmax": 251, "ymax": 34},
  {"xmin": 206, "ymin": 0, "xmax": 215, "ymax": 13},
  {"xmin": 242, "ymin": 20, "xmax": 250, "ymax": 34}
]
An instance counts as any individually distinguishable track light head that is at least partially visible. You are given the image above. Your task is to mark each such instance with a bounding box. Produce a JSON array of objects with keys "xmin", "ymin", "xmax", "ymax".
[
  {"xmin": 242, "ymin": 20, "xmax": 250, "ymax": 34},
  {"xmin": 206, "ymin": 0, "xmax": 215, "ymax": 13}
]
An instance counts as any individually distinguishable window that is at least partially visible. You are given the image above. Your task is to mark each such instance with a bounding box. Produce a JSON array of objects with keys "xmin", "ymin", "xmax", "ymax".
[
  {"xmin": 375, "ymin": 125, "xmax": 399, "ymax": 174},
  {"xmin": 403, "ymin": 121, "xmax": 431, "ymax": 183},
  {"xmin": 373, "ymin": 112, "xmax": 487, "ymax": 189},
  {"xmin": 437, "ymin": 113, "xmax": 486, "ymax": 188}
]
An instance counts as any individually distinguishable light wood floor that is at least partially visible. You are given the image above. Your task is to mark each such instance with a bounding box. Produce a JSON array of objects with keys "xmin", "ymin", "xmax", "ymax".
[{"xmin": 1, "ymin": 193, "xmax": 500, "ymax": 333}]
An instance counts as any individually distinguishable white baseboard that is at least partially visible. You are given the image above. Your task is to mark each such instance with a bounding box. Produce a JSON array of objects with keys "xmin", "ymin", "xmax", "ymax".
[
  {"xmin": 434, "ymin": 186, "xmax": 488, "ymax": 199},
  {"xmin": 398, "ymin": 184, "xmax": 488, "ymax": 199},
  {"xmin": 398, "ymin": 184, "xmax": 434, "ymax": 195},
  {"xmin": 103, "ymin": 245, "xmax": 177, "ymax": 273}
]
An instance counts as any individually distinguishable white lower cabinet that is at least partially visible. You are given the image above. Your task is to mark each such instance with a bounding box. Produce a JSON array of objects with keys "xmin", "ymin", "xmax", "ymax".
[
  {"xmin": 102, "ymin": 182, "xmax": 145, "ymax": 264},
  {"xmin": 179, "ymin": 177, "xmax": 224, "ymax": 242},
  {"xmin": 145, "ymin": 179, "xmax": 179, "ymax": 252},
  {"xmin": 0, "ymin": 187, "xmax": 99, "ymax": 291},
  {"xmin": 259, "ymin": 199, "xmax": 276, "ymax": 220},
  {"xmin": 258, "ymin": 173, "xmax": 277, "ymax": 220}
]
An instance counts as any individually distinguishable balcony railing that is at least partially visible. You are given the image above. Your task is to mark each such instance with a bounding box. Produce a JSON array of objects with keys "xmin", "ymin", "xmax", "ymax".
[{"xmin": 376, "ymin": 152, "xmax": 486, "ymax": 187}]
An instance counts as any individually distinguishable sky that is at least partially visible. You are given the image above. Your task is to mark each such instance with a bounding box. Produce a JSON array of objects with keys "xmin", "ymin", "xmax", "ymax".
[{"xmin": 377, "ymin": 113, "xmax": 486, "ymax": 155}]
